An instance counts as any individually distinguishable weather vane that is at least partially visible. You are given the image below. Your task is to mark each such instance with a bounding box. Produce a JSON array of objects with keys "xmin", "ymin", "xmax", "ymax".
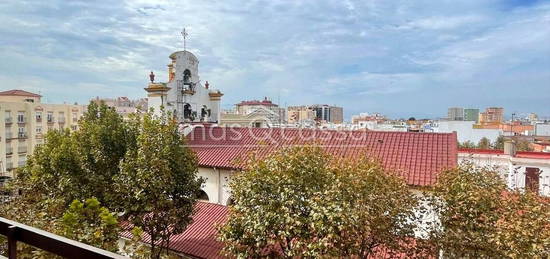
[{"xmin": 181, "ymin": 28, "xmax": 188, "ymax": 51}]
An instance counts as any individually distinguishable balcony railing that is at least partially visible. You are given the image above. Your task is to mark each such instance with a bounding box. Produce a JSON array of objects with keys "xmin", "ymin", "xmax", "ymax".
[
  {"xmin": 5, "ymin": 133, "xmax": 12, "ymax": 140},
  {"xmin": 6, "ymin": 147, "xmax": 13, "ymax": 155},
  {"xmin": 4, "ymin": 118, "xmax": 12, "ymax": 124},
  {"xmin": 0, "ymin": 217, "xmax": 126, "ymax": 259},
  {"xmin": 58, "ymin": 117, "xmax": 66, "ymax": 123},
  {"xmin": 47, "ymin": 117, "xmax": 54, "ymax": 123},
  {"xmin": 17, "ymin": 146, "xmax": 27, "ymax": 153},
  {"xmin": 36, "ymin": 116, "xmax": 42, "ymax": 122},
  {"xmin": 17, "ymin": 161, "xmax": 26, "ymax": 167},
  {"xmin": 17, "ymin": 133, "xmax": 27, "ymax": 139}
]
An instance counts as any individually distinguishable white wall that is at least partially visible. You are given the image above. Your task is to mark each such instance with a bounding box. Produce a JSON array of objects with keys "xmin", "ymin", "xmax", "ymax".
[
  {"xmin": 459, "ymin": 153, "xmax": 550, "ymax": 196},
  {"xmin": 535, "ymin": 124, "xmax": 550, "ymax": 136},
  {"xmin": 197, "ymin": 167, "xmax": 233, "ymax": 205},
  {"xmin": 435, "ymin": 121, "xmax": 502, "ymax": 143}
]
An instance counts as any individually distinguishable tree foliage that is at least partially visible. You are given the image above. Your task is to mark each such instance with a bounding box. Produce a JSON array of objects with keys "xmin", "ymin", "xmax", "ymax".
[
  {"xmin": 115, "ymin": 112, "xmax": 202, "ymax": 259},
  {"xmin": 0, "ymin": 102, "xmax": 201, "ymax": 259},
  {"xmin": 427, "ymin": 162, "xmax": 550, "ymax": 258},
  {"xmin": 477, "ymin": 137, "xmax": 491, "ymax": 149},
  {"xmin": 219, "ymin": 146, "xmax": 422, "ymax": 258}
]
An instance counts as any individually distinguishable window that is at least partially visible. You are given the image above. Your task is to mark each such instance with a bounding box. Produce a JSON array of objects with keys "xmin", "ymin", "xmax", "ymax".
[
  {"xmin": 47, "ymin": 112, "xmax": 54, "ymax": 122},
  {"xmin": 36, "ymin": 126, "xmax": 42, "ymax": 134},
  {"xmin": 58, "ymin": 112, "xmax": 65, "ymax": 123},
  {"xmin": 17, "ymin": 112, "xmax": 25, "ymax": 123},
  {"xmin": 71, "ymin": 125, "xmax": 77, "ymax": 131},
  {"xmin": 72, "ymin": 112, "xmax": 78, "ymax": 122},
  {"xmin": 18, "ymin": 127, "xmax": 26, "ymax": 138},
  {"xmin": 525, "ymin": 167, "xmax": 541, "ymax": 193},
  {"xmin": 36, "ymin": 111, "xmax": 42, "ymax": 121}
]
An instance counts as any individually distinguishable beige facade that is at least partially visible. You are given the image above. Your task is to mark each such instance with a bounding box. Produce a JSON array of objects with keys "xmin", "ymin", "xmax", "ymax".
[
  {"xmin": 288, "ymin": 104, "xmax": 343, "ymax": 124},
  {"xmin": 0, "ymin": 90, "xmax": 85, "ymax": 178}
]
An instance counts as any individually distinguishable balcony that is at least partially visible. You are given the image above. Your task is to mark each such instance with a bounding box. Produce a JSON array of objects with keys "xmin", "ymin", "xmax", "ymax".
[
  {"xmin": 6, "ymin": 147, "xmax": 13, "ymax": 155},
  {"xmin": 6, "ymin": 162, "xmax": 13, "ymax": 170},
  {"xmin": 36, "ymin": 116, "xmax": 42, "ymax": 122},
  {"xmin": 17, "ymin": 133, "xmax": 27, "ymax": 139},
  {"xmin": 17, "ymin": 161, "xmax": 26, "ymax": 167},
  {"xmin": 4, "ymin": 117, "xmax": 12, "ymax": 124},
  {"xmin": 47, "ymin": 117, "xmax": 54, "ymax": 124},
  {"xmin": 5, "ymin": 133, "xmax": 13, "ymax": 140},
  {"xmin": 58, "ymin": 117, "xmax": 66, "ymax": 124},
  {"xmin": 17, "ymin": 146, "xmax": 27, "ymax": 153},
  {"xmin": 0, "ymin": 217, "xmax": 125, "ymax": 259}
]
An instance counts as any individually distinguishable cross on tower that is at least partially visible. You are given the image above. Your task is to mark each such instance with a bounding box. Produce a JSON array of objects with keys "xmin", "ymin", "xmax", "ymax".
[{"xmin": 181, "ymin": 28, "xmax": 188, "ymax": 51}]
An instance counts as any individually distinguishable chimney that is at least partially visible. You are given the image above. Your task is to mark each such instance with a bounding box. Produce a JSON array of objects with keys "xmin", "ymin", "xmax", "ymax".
[{"xmin": 504, "ymin": 139, "xmax": 516, "ymax": 157}]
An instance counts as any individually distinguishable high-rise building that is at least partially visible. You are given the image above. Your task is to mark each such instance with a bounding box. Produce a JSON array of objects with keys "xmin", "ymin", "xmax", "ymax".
[
  {"xmin": 145, "ymin": 47, "xmax": 223, "ymax": 123},
  {"xmin": 464, "ymin": 108, "xmax": 480, "ymax": 122},
  {"xmin": 287, "ymin": 104, "xmax": 343, "ymax": 124},
  {"xmin": 0, "ymin": 90, "xmax": 86, "ymax": 177},
  {"xmin": 447, "ymin": 107, "xmax": 464, "ymax": 121},
  {"xmin": 479, "ymin": 107, "xmax": 504, "ymax": 124}
]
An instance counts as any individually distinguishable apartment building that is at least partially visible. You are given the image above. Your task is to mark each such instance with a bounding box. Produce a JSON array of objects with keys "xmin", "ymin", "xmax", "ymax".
[
  {"xmin": 0, "ymin": 90, "xmax": 85, "ymax": 177},
  {"xmin": 479, "ymin": 107, "xmax": 504, "ymax": 124},
  {"xmin": 288, "ymin": 104, "xmax": 343, "ymax": 124}
]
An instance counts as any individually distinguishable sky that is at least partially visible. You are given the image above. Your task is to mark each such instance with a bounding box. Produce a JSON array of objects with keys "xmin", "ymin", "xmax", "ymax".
[{"xmin": 0, "ymin": 0, "xmax": 549, "ymax": 120}]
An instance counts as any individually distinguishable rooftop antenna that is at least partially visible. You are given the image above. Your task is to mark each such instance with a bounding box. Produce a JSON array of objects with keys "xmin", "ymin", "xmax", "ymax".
[{"xmin": 181, "ymin": 28, "xmax": 189, "ymax": 51}]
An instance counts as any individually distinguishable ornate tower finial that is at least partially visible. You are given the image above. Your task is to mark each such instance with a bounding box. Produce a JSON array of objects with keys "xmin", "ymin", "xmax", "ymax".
[
  {"xmin": 149, "ymin": 71, "xmax": 155, "ymax": 83},
  {"xmin": 205, "ymin": 81, "xmax": 209, "ymax": 89},
  {"xmin": 181, "ymin": 28, "xmax": 189, "ymax": 51}
]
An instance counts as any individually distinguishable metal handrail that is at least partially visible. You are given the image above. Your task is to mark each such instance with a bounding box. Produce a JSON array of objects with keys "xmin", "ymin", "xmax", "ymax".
[{"xmin": 0, "ymin": 217, "xmax": 127, "ymax": 259}]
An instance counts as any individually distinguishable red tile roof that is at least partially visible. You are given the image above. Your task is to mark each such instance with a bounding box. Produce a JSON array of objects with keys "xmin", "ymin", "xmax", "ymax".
[
  {"xmin": 0, "ymin": 89, "xmax": 41, "ymax": 97},
  {"xmin": 121, "ymin": 202, "xmax": 228, "ymax": 259},
  {"xmin": 459, "ymin": 148, "xmax": 550, "ymax": 159},
  {"xmin": 187, "ymin": 126, "xmax": 458, "ymax": 186}
]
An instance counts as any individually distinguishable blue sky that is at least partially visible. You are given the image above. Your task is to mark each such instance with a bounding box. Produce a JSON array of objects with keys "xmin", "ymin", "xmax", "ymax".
[{"xmin": 0, "ymin": 0, "xmax": 549, "ymax": 119}]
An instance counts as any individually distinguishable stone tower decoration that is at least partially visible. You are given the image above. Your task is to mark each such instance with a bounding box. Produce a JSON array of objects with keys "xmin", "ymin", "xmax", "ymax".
[{"xmin": 145, "ymin": 44, "xmax": 223, "ymax": 123}]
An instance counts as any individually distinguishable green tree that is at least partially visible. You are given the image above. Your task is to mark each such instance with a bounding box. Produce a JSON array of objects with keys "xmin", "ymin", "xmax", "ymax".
[
  {"xmin": 219, "ymin": 146, "xmax": 422, "ymax": 258},
  {"xmin": 61, "ymin": 198, "xmax": 120, "ymax": 252},
  {"xmin": 493, "ymin": 135, "xmax": 505, "ymax": 150},
  {"xmin": 515, "ymin": 138, "xmax": 533, "ymax": 151},
  {"xmin": 427, "ymin": 162, "xmax": 550, "ymax": 258},
  {"xmin": 459, "ymin": 140, "xmax": 476, "ymax": 149},
  {"xmin": 114, "ymin": 112, "xmax": 202, "ymax": 259},
  {"xmin": 477, "ymin": 137, "xmax": 491, "ymax": 149},
  {"xmin": 13, "ymin": 101, "xmax": 131, "ymax": 208}
]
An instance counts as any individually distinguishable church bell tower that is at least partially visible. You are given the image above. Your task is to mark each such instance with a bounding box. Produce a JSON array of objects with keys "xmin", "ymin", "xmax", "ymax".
[{"xmin": 145, "ymin": 29, "xmax": 223, "ymax": 123}]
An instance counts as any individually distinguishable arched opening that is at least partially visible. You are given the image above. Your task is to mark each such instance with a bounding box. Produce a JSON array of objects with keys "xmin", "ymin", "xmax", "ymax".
[
  {"xmin": 183, "ymin": 69, "xmax": 192, "ymax": 84},
  {"xmin": 197, "ymin": 190, "xmax": 209, "ymax": 202},
  {"xmin": 183, "ymin": 103, "xmax": 192, "ymax": 120}
]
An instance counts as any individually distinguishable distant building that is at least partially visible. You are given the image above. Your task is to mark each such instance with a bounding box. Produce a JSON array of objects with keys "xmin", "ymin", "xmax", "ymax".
[
  {"xmin": 351, "ymin": 112, "xmax": 386, "ymax": 124},
  {"xmin": 479, "ymin": 107, "xmax": 504, "ymax": 124},
  {"xmin": 447, "ymin": 107, "xmax": 464, "ymax": 121},
  {"xmin": 534, "ymin": 123, "xmax": 550, "ymax": 136},
  {"xmin": 91, "ymin": 96, "xmax": 148, "ymax": 119},
  {"xmin": 463, "ymin": 108, "xmax": 480, "ymax": 122},
  {"xmin": 0, "ymin": 90, "xmax": 86, "ymax": 177},
  {"xmin": 220, "ymin": 97, "xmax": 286, "ymax": 128},
  {"xmin": 528, "ymin": 113, "xmax": 539, "ymax": 122},
  {"xmin": 288, "ymin": 104, "xmax": 343, "ymax": 124},
  {"xmin": 435, "ymin": 120, "xmax": 502, "ymax": 143}
]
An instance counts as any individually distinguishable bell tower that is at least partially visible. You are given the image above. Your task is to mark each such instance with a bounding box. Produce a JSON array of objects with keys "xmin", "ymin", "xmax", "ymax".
[{"xmin": 145, "ymin": 31, "xmax": 223, "ymax": 123}]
